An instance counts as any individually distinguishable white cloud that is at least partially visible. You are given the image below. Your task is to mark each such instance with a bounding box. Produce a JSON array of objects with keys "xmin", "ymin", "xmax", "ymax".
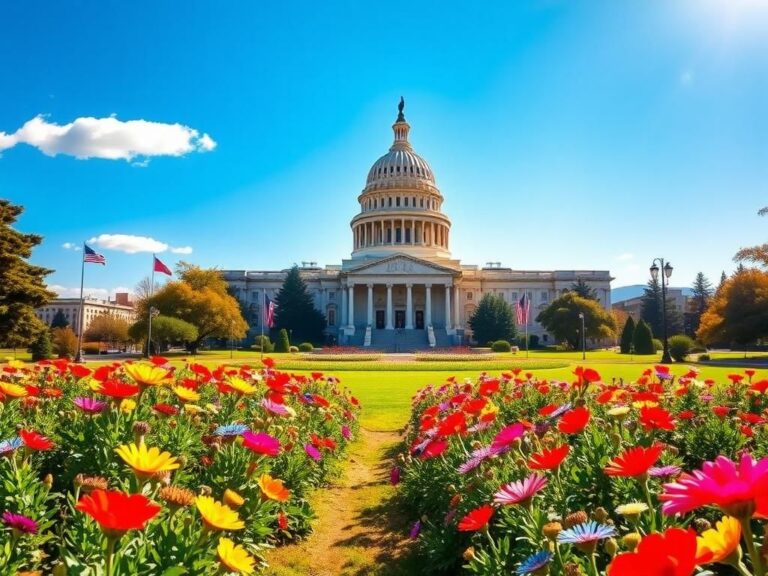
[
  {"xmin": 170, "ymin": 246, "xmax": 193, "ymax": 255},
  {"xmin": 88, "ymin": 234, "xmax": 168, "ymax": 254},
  {"xmin": 62, "ymin": 242, "xmax": 81, "ymax": 251},
  {"xmin": 0, "ymin": 115, "xmax": 216, "ymax": 162},
  {"xmin": 49, "ymin": 285, "xmax": 135, "ymax": 300},
  {"xmin": 616, "ymin": 253, "xmax": 635, "ymax": 262}
]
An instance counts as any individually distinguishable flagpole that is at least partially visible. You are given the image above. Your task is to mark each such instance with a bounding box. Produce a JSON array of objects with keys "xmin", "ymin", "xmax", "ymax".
[
  {"xmin": 260, "ymin": 288, "xmax": 265, "ymax": 361},
  {"xmin": 147, "ymin": 254, "xmax": 156, "ymax": 358},
  {"xmin": 75, "ymin": 242, "xmax": 86, "ymax": 363}
]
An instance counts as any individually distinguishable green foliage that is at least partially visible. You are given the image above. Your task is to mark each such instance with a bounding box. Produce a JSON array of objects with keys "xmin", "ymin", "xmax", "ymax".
[
  {"xmin": 640, "ymin": 277, "xmax": 683, "ymax": 338},
  {"xmin": 51, "ymin": 326, "xmax": 78, "ymax": 358},
  {"xmin": 467, "ymin": 294, "xmax": 517, "ymax": 345},
  {"xmin": 536, "ymin": 292, "xmax": 616, "ymax": 349},
  {"xmin": 0, "ymin": 200, "xmax": 55, "ymax": 348},
  {"xmin": 29, "ymin": 329, "xmax": 52, "ymax": 360},
  {"xmin": 632, "ymin": 318, "xmax": 655, "ymax": 354},
  {"xmin": 491, "ymin": 340, "xmax": 511, "ymax": 352},
  {"xmin": 570, "ymin": 278, "xmax": 598, "ymax": 300},
  {"xmin": 275, "ymin": 328, "xmax": 291, "ymax": 352},
  {"xmin": 50, "ymin": 309, "xmax": 69, "ymax": 329},
  {"xmin": 289, "ymin": 345, "xmax": 299, "ymax": 353},
  {"xmin": 652, "ymin": 338, "xmax": 663, "ymax": 352},
  {"xmin": 130, "ymin": 315, "xmax": 199, "ymax": 351},
  {"xmin": 688, "ymin": 272, "xmax": 714, "ymax": 336},
  {"xmin": 273, "ymin": 266, "xmax": 326, "ymax": 344},
  {"xmin": 251, "ymin": 334, "xmax": 275, "ymax": 352},
  {"xmin": 619, "ymin": 316, "xmax": 635, "ymax": 354},
  {"xmin": 298, "ymin": 342, "xmax": 314, "ymax": 352},
  {"xmin": 669, "ymin": 334, "xmax": 694, "ymax": 361}
]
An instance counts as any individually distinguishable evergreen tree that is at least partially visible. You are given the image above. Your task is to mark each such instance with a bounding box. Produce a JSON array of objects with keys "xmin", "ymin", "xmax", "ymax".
[
  {"xmin": 0, "ymin": 200, "xmax": 55, "ymax": 348},
  {"xmin": 632, "ymin": 319, "xmax": 655, "ymax": 355},
  {"xmin": 467, "ymin": 293, "xmax": 517, "ymax": 345},
  {"xmin": 275, "ymin": 328, "xmax": 291, "ymax": 352},
  {"xmin": 50, "ymin": 310, "xmax": 69, "ymax": 329},
  {"xmin": 718, "ymin": 271, "xmax": 727, "ymax": 291},
  {"xmin": 30, "ymin": 330, "xmax": 53, "ymax": 360},
  {"xmin": 689, "ymin": 272, "xmax": 714, "ymax": 336},
  {"xmin": 619, "ymin": 316, "xmax": 635, "ymax": 354},
  {"xmin": 273, "ymin": 266, "xmax": 326, "ymax": 344},
  {"xmin": 640, "ymin": 277, "xmax": 682, "ymax": 338},
  {"xmin": 570, "ymin": 278, "xmax": 598, "ymax": 300}
]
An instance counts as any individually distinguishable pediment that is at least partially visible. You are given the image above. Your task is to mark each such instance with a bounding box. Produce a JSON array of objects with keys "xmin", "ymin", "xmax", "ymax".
[{"xmin": 348, "ymin": 254, "xmax": 457, "ymax": 276}]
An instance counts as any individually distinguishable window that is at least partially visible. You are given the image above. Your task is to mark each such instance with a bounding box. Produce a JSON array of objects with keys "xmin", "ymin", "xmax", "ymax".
[
  {"xmin": 388, "ymin": 197, "xmax": 393, "ymax": 207},
  {"xmin": 328, "ymin": 309, "xmax": 336, "ymax": 327},
  {"xmin": 541, "ymin": 291, "xmax": 548, "ymax": 303},
  {"xmin": 512, "ymin": 292, "xmax": 518, "ymax": 301},
  {"xmin": 329, "ymin": 291, "xmax": 335, "ymax": 300},
  {"xmin": 404, "ymin": 197, "xmax": 409, "ymax": 207},
  {"xmin": 420, "ymin": 198, "xmax": 424, "ymax": 207},
  {"xmin": 396, "ymin": 197, "xmax": 400, "ymax": 207},
  {"xmin": 467, "ymin": 292, "xmax": 473, "ymax": 301},
  {"xmin": 405, "ymin": 229, "xmax": 411, "ymax": 242}
]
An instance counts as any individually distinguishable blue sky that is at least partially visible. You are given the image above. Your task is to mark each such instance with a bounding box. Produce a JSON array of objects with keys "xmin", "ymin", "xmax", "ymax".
[{"xmin": 2, "ymin": 0, "xmax": 767, "ymax": 300}]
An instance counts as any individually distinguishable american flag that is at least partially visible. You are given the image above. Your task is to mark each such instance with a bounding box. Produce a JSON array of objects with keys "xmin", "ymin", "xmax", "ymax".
[
  {"xmin": 515, "ymin": 293, "xmax": 530, "ymax": 326},
  {"xmin": 264, "ymin": 293, "xmax": 276, "ymax": 328},
  {"xmin": 83, "ymin": 244, "xmax": 106, "ymax": 265}
]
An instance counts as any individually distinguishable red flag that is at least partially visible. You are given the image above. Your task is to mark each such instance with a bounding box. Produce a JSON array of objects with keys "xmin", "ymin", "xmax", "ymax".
[{"xmin": 153, "ymin": 256, "xmax": 172, "ymax": 276}]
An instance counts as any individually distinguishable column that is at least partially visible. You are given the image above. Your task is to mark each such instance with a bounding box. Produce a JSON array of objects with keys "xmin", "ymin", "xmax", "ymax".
[
  {"xmin": 366, "ymin": 283, "xmax": 374, "ymax": 326},
  {"xmin": 405, "ymin": 283, "xmax": 414, "ymax": 329},
  {"xmin": 363, "ymin": 224, "xmax": 367, "ymax": 247},
  {"xmin": 445, "ymin": 285, "xmax": 452, "ymax": 331},
  {"xmin": 411, "ymin": 219, "xmax": 415, "ymax": 245},
  {"xmin": 425, "ymin": 284, "xmax": 432, "ymax": 327},
  {"xmin": 347, "ymin": 283, "xmax": 355, "ymax": 328},
  {"xmin": 391, "ymin": 219, "xmax": 395, "ymax": 245},
  {"xmin": 341, "ymin": 284, "xmax": 348, "ymax": 327},
  {"xmin": 453, "ymin": 285, "xmax": 461, "ymax": 329},
  {"xmin": 421, "ymin": 221, "xmax": 426, "ymax": 245},
  {"xmin": 385, "ymin": 284, "xmax": 394, "ymax": 329}
]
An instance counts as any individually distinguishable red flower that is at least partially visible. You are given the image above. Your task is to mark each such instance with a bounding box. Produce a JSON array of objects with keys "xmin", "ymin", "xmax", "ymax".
[
  {"xmin": 153, "ymin": 403, "xmax": 179, "ymax": 416},
  {"xmin": 605, "ymin": 445, "xmax": 663, "ymax": 478},
  {"xmin": 678, "ymin": 410, "xmax": 696, "ymax": 420},
  {"xmin": 69, "ymin": 365, "xmax": 92, "ymax": 379},
  {"xmin": 538, "ymin": 404, "xmax": 558, "ymax": 417},
  {"xmin": 97, "ymin": 380, "xmax": 140, "ymax": 399},
  {"xmin": 751, "ymin": 380, "xmax": 768, "ymax": 394},
  {"xmin": 727, "ymin": 373, "xmax": 744, "ymax": 385},
  {"xmin": 463, "ymin": 398, "xmax": 487, "ymax": 415},
  {"xmin": 528, "ymin": 444, "xmax": 570, "ymax": 470},
  {"xmin": 278, "ymin": 511, "xmax": 288, "ymax": 530},
  {"xmin": 420, "ymin": 440, "xmax": 448, "ymax": 460},
  {"xmin": 150, "ymin": 356, "xmax": 169, "ymax": 366},
  {"xmin": 479, "ymin": 379, "xmax": 500, "ymax": 396},
  {"xmin": 76, "ymin": 489, "xmax": 161, "ymax": 537},
  {"xmin": 557, "ymin": 407, "xmax": 590, "ymax": 434},
  {"xmin": 92, "ymin": 366, "xmax": 114, "ymax": 382},
  {"xmin": 607, "ymin": 528, "xmax": 697, "ymax": 576},
  {"xmin": 262, "ymin": 357, "xmax": 275, "ymax": 369},
  {"xmin": 437, "ymin": 412, "xmax": 467, "ymax": 437},
  {"xmin": 457, "ymin": 504, "xmax": 494, "ymax": 532},
  {"xmin": 20, "ymin": 430, "xmax": 54, "ymax": 451},
  {"xmin": 639, "ymin": 406, "xmax": 676, "ymax": 431},
  {"xmin": 712, "ymin": 406, "xmax": 730, "ymax": 419}
]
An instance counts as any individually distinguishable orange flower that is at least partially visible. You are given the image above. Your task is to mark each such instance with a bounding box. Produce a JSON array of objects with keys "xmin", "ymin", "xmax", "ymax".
[{"xmin": 257, "ymin": 474, "xmax": 290, "ymax": 502}]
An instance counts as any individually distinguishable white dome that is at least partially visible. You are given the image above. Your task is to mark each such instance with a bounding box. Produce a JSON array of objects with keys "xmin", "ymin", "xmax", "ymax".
[{"xmin": 366, "ymin": 148, "xmax": 435, "ymax": 186}]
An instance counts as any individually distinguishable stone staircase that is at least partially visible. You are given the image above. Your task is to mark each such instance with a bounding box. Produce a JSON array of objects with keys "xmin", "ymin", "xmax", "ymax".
[
  {"xmin": 433, "ymin": 329, "xmax": 453, "ymax": 348},
  {"xmin": 370, "ymin": 329, "xmax": 429, "ymax": 352}
]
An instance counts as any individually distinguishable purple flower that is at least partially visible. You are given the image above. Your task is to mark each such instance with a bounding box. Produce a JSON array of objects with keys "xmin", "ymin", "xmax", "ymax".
[
  {"xmin": 304, "ymin": 443, "xmax": 322, "ymax": 462},
  {"xmin": 0, "ymin": 437, "xmax": 23, "ymax": 456},
  {"xmin": 458, "ymin": 446, "xmax": 497, "ymax": 475},
  {"xmin": 74, "ymin": 397, "xmax": 107, "ymax": 414},
  {"xmin": 494, "ymin": 473, "xmax": 548, "ymax": 506},
  {"xmin": 2, "ymin": 511, "xmax": 38, "ymax": 534},
  {"xmin": 443, "ymin": 508, "xmax": 456, "ymax": 526},
  {"xmin": 390, "ymin": 467, "xmax": 401, "ymax": 486},
  {"xmin": 341, "ymin": 425, "xmax": 352, "ymax": 440},
  {"xmin": 409, "ymin": 520, "xmax": 422, "ymax": 539},
  {"xmin": 648, "ymin": 464, "xmax": 682, "ymax": 478},
  {"xmin": 557, "ymin": 521, "xmax": 616, "ymax": 545},
  {"xmin": 549, "ymin": 403, "xmax": 572, "ymax": 419},
  {"xmin": 467, "ymin": 421, "xmax": 492, "ymax": 434}
]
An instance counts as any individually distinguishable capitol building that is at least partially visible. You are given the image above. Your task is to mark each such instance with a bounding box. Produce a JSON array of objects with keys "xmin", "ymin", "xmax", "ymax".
[{"xmin": 223, "ymin": 102, "xmax": 612, "ymax": 349}]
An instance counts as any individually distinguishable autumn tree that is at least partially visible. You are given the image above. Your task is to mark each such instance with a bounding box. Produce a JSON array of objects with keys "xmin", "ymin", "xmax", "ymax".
[
  {"xmin": 140, "ymin": 262, "xmax": 248, "ymax": 352},
  {"xmin": 52, "ymin": 327, "xmax": 78, "ymax": 358},
  {"xmin": 536, "ymin": 292, "xmax": 616, "ymax": 349},
  {"xmin": 0, "ymin": 200, "xmax": 55, "ymax": 348},
  {"xmin": 697, "ymin": 268, "xmax": 768, "ymax": 346},
  {"xmin": 84, "ymin": 313, "xmax": 131, "ymax": 345}
]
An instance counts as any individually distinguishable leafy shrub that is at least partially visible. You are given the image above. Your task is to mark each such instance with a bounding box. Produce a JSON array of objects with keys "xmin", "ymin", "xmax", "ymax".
[
  {"xmin": 699, "ymin": 353, "xmax": 711, "ymax": 361},
  {"xmin": 690, "ymin": 344, "xmax": 707, "ymax": 354},
  {"xmin": 298, "ymin": 342, "xmax": 314, "ymax": 352},
  {"xmin": 669, "ymin": 334, "xmax": 694, "ymax": 361},
  {"xmin": 632, "ymin": 319, "xmax": 655, "ymax": 354},
  {"xmin": 275, "ymin": 329, "xmax": 290, "ymax": 353},
  {"xmin": 251, "ymin": 335, "xmax": 274, "ymax": 353},
  {"xmin": 529, "ymin": 334, "xmax": 539, "ymax": 349},
  {"xmin": 491, "ymin": 340, "xmax": 511, "ymax": 352},
  {"xmin": 30, "ymin": 330, "xmax": 52, "ymax": 360},
  {"xmin": 289, "ymin": 346, "xmax": 299, "ymax": 353},
  {"xmin": 652, "ymin": 338, "xmax": 663, "ymax": 352},
  {"xmin": 51, "ymin": 327, "xmax": 78, "ymax": 358}
]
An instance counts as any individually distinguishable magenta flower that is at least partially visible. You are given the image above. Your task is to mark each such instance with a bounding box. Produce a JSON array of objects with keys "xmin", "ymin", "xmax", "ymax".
[
  {"xmin": 390, "ymin": 467, "xmax": 401, "ymax": 486},
  {"xmin": 649, "ymin": 465, "xmax": 682, "ymax": 479},
  {"xmin": 74, "ymin": 397, "xmax": 107, "ymax": 414},
  {"xmin": 494, "ymin": 473, "xmax": 548, "ymax": 507},
  {"xmin": 409, "ymin": 520, "xmax": 422, "ymax": 539},
  {"xmin": 660, "ymin": 453, "xmax": 768, "ymax": 518},
  {"xmin": 2, "ymin": 511, "xmax": 38, "ymax": 534},
  {"xmin": 341, "ymin": 425, "xmax": 352, "ymax": 440},
  {"xmin": 491, "ymin": 423, "xmax": 525, "ymax": 451},
  {"xmin": 304, "ymin": 443, "xmax": 322, "ymax": 462},
  {"xmin": 241, "ymin": 431, "xmax": 281, "ymax": 457},
  {"xmin": 261, "ymin": 398, "xmax": 290, "ymax": 416}
]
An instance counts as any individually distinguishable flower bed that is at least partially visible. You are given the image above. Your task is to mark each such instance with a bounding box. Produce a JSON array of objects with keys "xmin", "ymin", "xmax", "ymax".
[
  {"xmin": 413, "ymin": 352, "xmax": 497, "ymax": 362},
  {"xmin": 394, "ymin": 366, "xmax": 768, "ymax": 575},
  {"xmin": 0, "ymin": 356, "xmax": 360, "ymax": 574},
  {"xmin": 299, "ymin": 353, "xmax": 383, "ymax": 362}
]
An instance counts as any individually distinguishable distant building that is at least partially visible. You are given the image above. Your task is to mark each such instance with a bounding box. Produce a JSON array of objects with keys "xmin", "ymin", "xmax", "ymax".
[
  {"xmin": 36, "ymin": 293, "xmax": 136, "ymax": 336},
  {"xmin": 612, "ymin": 288, "xmax": 689, "ymax": 321},
  {"xmin": 222, "ymin": 102, "xmax": 613, "ymax": 349}
]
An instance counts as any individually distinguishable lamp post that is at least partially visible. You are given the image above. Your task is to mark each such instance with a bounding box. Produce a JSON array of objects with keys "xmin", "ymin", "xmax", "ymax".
[
  {"xmin": 650, "ymin": 259, "xmax": 674, "ymax": 364},
  {"xmin": 578, "ymin": 312, "xmax": 586, "ymax": 360}
]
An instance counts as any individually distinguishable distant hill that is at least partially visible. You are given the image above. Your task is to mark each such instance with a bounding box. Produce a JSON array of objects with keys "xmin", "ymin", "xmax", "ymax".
[{"xmin": 612, "ymin": 284, "xmax": 693, "ymax": 303}]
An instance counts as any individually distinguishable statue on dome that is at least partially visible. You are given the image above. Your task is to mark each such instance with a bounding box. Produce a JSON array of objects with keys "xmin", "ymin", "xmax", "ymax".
[{"xmin": 397, "ymin": 96, "xmax": 405, "ymax": 122}]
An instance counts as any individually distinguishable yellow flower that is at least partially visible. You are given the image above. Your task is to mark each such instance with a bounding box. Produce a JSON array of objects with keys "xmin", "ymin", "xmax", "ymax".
[
  {"xmin": 0, "ymin": 382, "xmax": 28, "ymax": 399},
  {"xmin": 87, "ymin": 378, "xmax": 102, "ymax": 392},
  {"xmin": 257, "ymin": 474, "xmax": 290, "ymax": 502},
  {"xmin": 696, "ymin": 515, "xmax": 742, "ymax": 565},
  {"xmin": 196, "ymin": 496, "xmax": 245, "ymax": 531},
  {"xmin": 479, "ymin": 401, "xmax": 498, "ymax": 418},
  {"xmin": 123, "ymin": 363, "xmax": 169, "ymax": 387},
  {"xmin": 631, "ymin": 400, "xmax": 658, "ymax": 409},
  {"xmin": 224, "ymin": 489, "xmax": 245, "ymax": 508},
  {"xmin": 173, "ymin": 385, "xmax": 200, "ymax": 403},
  {"xmin": 120, "ymin": 399, "xmax": 136, "ymax": 413},
  {"xmin": 217, "ymin": 537, "xmax": 255, "ymax": 575},
  {"xmin": 607, "ymin": 406, "xmax": 630, "ymax": 418},
  {"xmin": 227, "ymin": 377, "xmax": 257, "ymax": 396},
  {"xmin": 205, "ymin": 403, "xmax": 220, "ymax": 414},
  {"xmin": 184, "ymin": 404, "xmax": 204, "ymax": 415},
  {"xmin": 615, "ymin": 502, "xmax": 648, "ymax": 520},
  {"xmin": 115, "ymin": 443, "xmax": 180, "ymax": 479}
]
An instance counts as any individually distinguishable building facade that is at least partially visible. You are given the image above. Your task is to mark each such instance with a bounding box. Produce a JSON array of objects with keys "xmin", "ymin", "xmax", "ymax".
[
  {"xmin": 223, "ymin": 103, "xmax": 613, "ymax": 349},
  {"xmin": 36, "ymin": 293, "xmax": 136, "ymax": 336}
]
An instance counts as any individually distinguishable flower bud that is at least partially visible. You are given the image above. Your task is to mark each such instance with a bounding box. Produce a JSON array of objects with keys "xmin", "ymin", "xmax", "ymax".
[
  {"xmin": 564, "ymin": 562, "xmax": 584, "ymax": 576},
  {"xmin": 604, "ymin": 537, "xmax": 619, "ymax": 557},
  {"xmin": 199, "ymin": 485, "xmax": 212, "ymax": 496},
  {"xmin": 43, "ymin": 474, "xmax": 53, "ymax": 489},
  {"xmin": 462, "ymin": 547, "xmax": 476, "ymax": 562},
  {"xmin": 622, "ymin": 532, "xmax": 642, "ymax": 551},
  {"xmin": 693, "ymin": 518, "xmax": 711, "ymax": 533},
  {"xmin": 543, "ymin": 521, "xmax": 562, "ymax": 541},
  {"xmin": 564, "ymin": 511, "xmax": 588, "ymax": 529},
  {"xmin": 593, "ymin": 507, "xmax": 609, "ymax": 523}
]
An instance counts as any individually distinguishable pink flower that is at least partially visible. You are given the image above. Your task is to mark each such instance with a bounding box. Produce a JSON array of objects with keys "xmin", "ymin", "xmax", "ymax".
[
  {"xmin": 494, "ymin": 473, "xmax": 548, "ymax": 507},
  {"xmin": 241, "ymin": 432, "xmax": 280, "ymax": 457},
  {"xmin": 660, "ymin": 453, "xmax": 768, "ymax": 518},
  {"xmin": 491, "ymin": 423, "xmax": 525, "ymax": 451},
  {"xmin": 74, "ymin": 397, "xmax": 107, "ymax": 414},
  {"xmin": 261, "ymin": 398, "xmax": 290, "ymax": 416},
  {"xmin": 304, "ymin": 443, "xmax": 322, "ymax": 462}
]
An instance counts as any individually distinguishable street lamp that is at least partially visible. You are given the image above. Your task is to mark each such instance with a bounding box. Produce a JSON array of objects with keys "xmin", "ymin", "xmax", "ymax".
[
  {"xmin": 578, "ymin": 312, "xmax": 586, "ymax": 360},
  {"xmin": 650, "ymin": 259, "xmax": 674, "ymax": 364}
]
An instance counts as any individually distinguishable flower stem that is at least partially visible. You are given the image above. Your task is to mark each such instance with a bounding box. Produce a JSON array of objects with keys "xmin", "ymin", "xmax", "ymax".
[
  {"xmin": 742, "ymin": 518, "xmax": 766, "ymax": 576},
  {"xmin": 105, "ymin": 537, "xmax": 117, "ymax": 576},
  {"xmin": 589, "ymin": 552, "xmax": 600, "ymax": 576},
  {"xmin": 641, "ymin": 479, "xmax": 656, "ymax": 532}
]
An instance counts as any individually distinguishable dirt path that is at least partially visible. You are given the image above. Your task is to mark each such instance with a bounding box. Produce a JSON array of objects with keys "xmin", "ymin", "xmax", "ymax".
[{"xmin": 266, "ymin": 428, "xmax": 414, "ymax": 576}]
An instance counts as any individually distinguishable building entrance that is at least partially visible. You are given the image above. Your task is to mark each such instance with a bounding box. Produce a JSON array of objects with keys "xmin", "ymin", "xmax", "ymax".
[
  {"xmin": 415, "ymin": 310, "xmax": 424, "ymax": 329},
  {"xmin": 375, "ymin": 310, "xmax": 385, "ymax": 329},
  {"xmin": 395, "ymin": 310, "xmax": 405, "ymax": 329}
]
